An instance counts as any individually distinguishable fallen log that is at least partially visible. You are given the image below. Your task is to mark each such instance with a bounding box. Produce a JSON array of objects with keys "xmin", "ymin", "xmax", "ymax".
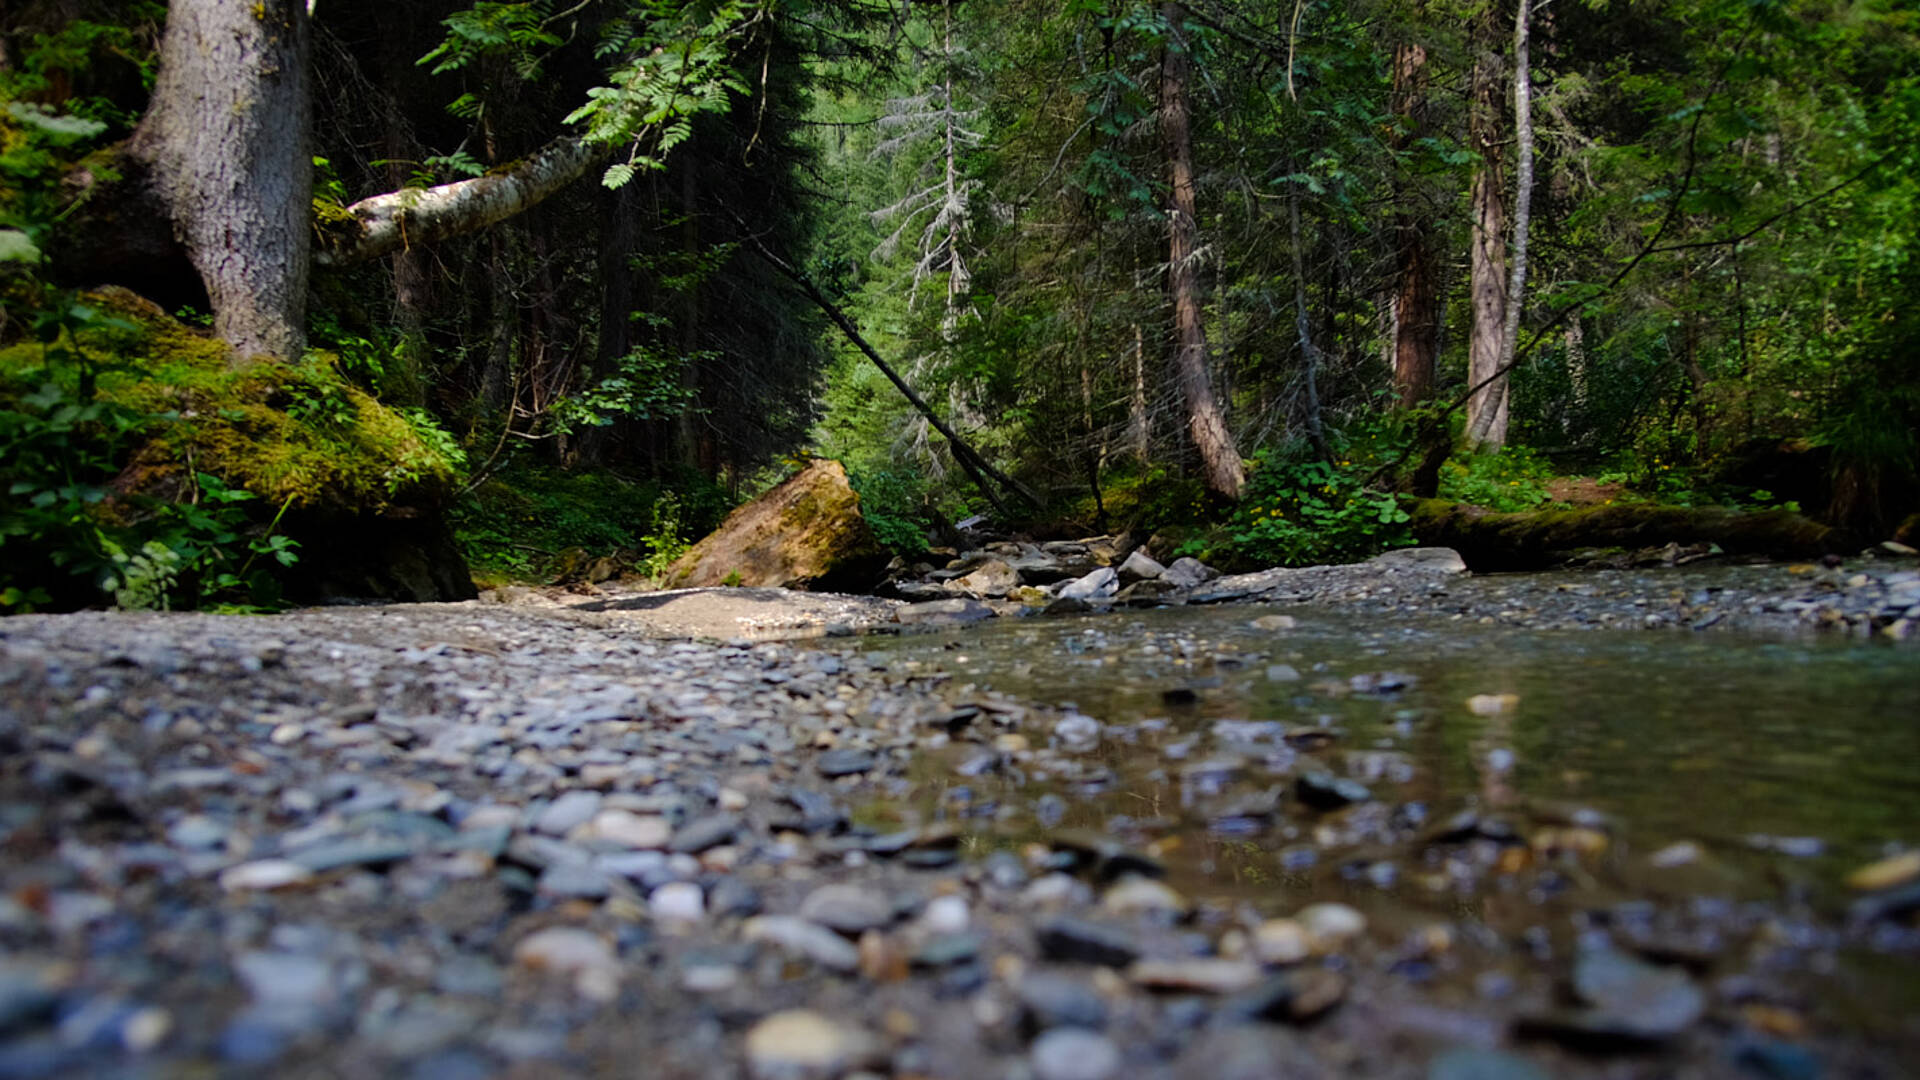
[{"xmin": 1408, "ymin": 499, "xmax": 1846, "ymax": 571}]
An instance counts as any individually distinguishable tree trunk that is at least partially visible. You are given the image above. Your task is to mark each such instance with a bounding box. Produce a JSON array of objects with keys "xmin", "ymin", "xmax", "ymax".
[
  {"xmin": 1160, "ymin": 2, "xmax": 1245, "ymax": 499},
  {"xmin": 1464, "ymin": 7, "xmax": 1510, "ymax": 449},
  {"xmin": 1289, "ymin": 183, "xmax": 1331, "ymax": 460},
  {"xmin": 1388, "ymin": 40, "xmax": 1439, "ymax": 408},
  {"xmin": 130, "ymin": 0, "xmax": 313, "ymax": 362},
  {"xmin": 1469, "ymin": 0, "xmax": 1538, "ymax": 449},
  {"xmin": 1128, "ymin": 322, "xmax": 1151, "ymax": 464}
]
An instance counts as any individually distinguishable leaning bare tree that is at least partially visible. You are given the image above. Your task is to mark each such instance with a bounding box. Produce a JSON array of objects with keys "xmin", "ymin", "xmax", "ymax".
[{"xmin": 1160, "ymin": 2, "xmax": 1245, "ymax": 499}]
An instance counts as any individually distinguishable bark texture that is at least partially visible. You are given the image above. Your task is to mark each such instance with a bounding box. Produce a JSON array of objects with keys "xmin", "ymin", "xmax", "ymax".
[
  {"xmin": 1469, "ymin": 0, "xmax": 1538, "ymax": 449},
  {"xmin": 1389, "ymin": 40, "xmax": 1439, "ymax": 407},
  {"xmin": 1160, "ymin": 2, "xmax": 1245, "ymax": 499},
  {"xmin": 1464, "ymin": 8, "xmax": 1510, "ymax": 448},
  {"xmin": 315, "ymin": 138, "xmax": 609, "ymax": 267},
  {"xmin": 130, "ymin": 0, "xmax": 313, "ymax": 361}
]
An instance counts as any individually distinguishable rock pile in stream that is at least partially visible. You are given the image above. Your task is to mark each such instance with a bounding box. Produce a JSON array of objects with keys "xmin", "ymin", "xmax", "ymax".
[
  {"xmin": 882, "ymin": 538, "xmax": 1472, "ymax": 624},
  {"xmin": 0, "ymin": 602, "xmax": 1913, "ymax": 1077},
  {"xmin": 876, "ymin": 535, "xmax": 1920, "ymax": 640}
]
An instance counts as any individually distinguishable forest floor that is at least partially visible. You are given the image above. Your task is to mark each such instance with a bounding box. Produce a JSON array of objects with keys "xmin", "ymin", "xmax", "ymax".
[{"xmin": 0, "ymin": 556, "xmax": 1916, "ymax": 1078}]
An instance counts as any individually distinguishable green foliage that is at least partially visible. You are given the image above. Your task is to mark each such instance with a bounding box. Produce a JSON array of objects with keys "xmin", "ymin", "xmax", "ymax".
[
  {"xmin": 424, "ymin": 0, "xmax": 761, "ymax": 186},
  {"xmin": 452, "ymin": 459, "xmax": 731, "ymax": 583},
  {"xmin": 1438, "ymin": 445, "xmax": 1562, "ymax": 513},
  {"xmin": 847, "ymin": 467, "xmax": 930, "ymax": 555},
  {"xmin": 1219, "ymin": 453, "xmax": 1413, "ymax": 568},
  {"xmin": 0, "ymin": 371, "xmax": 301, "ymax": 612},
  {"xmin": 550, "ymin": 345, "xmax": 702, "ymax": 434}
]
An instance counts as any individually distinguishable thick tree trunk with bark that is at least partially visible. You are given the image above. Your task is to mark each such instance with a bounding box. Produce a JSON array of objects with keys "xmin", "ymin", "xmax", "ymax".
[
  {"xmin": 1464, "ymin": 11, "xmax": 1510, "ymax": 448},
  {"xmin": 129, "ymin": 0, "xmax": 313, "ymax": 362},
  {"xmin": 1160, "ymin": 2, "xmax": 1245, "ymax": 500},
  {"xmin": 1388, "ymin": 40, "xmax": 1439, "ymax": 408}
]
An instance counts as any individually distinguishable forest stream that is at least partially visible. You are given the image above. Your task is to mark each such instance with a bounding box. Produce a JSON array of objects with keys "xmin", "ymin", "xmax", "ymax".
[{"xmin": 1, "ymin": 564, "xmax": 1916, "ymax": 1079}]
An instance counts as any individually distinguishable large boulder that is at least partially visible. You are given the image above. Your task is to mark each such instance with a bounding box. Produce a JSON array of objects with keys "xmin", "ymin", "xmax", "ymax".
[{"xmin": 663, "ymin": 460, "xmax": 887, "ymax": 592}]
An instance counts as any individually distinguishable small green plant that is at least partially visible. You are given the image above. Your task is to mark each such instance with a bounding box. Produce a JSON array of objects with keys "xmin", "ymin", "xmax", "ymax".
[
  {"xmin": 1438, "ymin": 444, "xmax": 1561, "ymax": 512},
  {"xmin": 848, "ymin": 467, "xmax": 930, "ymax": 555},
  {"xmin": 1219, "ymin": 452, "xmax": 1413, "ymax": 567},
  {"xmin": 549, "ymin": 345, "xmax": 703, "ymax": 434},
  {"xmin": 637, "ymin": 491, "xmax": 691, "ymax": 580}
]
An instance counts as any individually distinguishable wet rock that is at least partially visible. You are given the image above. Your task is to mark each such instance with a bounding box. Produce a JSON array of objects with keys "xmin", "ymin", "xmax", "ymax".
[
  {"xmin": 1250, "ymin": 614, "xmax": 1297, "ymax": 632},
  {"xmin": 1030, "ymin": 1027, "xmax": 1122, "ymax": 1080},
  {"xmin": 1348, "ymin": 670, "xmax": 1417, "ymax": 695},
  {"xmin": 1017, "ymin": 971, "xmax": 1108, "ymax": 1031},
  {"xmin": 166, "ymin": 814, "xmax": 229, "ymax": 850},
  {"xmin": 1649, "ymin": 841, "xmax": 1702, "ymax": 868},
  {"xmin": 536, "ymin": 862, "xmax": 612, "ymax": 899},
  {"xmin": 534, "ymin": 791, "xmax": 602, "ymax": 835},
  {"xmin": 798, "ymin": 884, "xmax": 893, "ymax": 935},
  {"xmin": 286, "ymin": 835, "xmax": 418, "ymax": 873},
  {"xmin": 650, "ymin": 881, "xmax": 704, "ymax": 922},
  {"xmin": 1296, "ymin": 904, "xmax": 1367, "ymax": 952},
  {"xmin": 1117, "ymin": 551, "xmax": 1166, "ymax": 584},
  {"xmin": 0, "ymin": 969, "xmax": 60, "ymax": 1036},
  {"xmin": 1296, "ymin": 772, "xmax": 1372, "ymax": 810},
  {"xmin": 1428, "ymin": 1047, "xmax": 1549, "ymax": 1080},
  {"xmin": 816, "ymin": 748, "xmax": 876, "ymax": 778},
  {"xmin": 1730, "ymin": 1038, "xmax": 1822, "ymax": 1080},
  {"xmin": 1524, "ymin": 948, "xmax": 1705, "ymax": 1046},
  {"xmin": 1043, "ymin": 596, "xmax": 1092, "ymax": 616},
  {"xmin": 743, "ymin": 1009, "xmax": 878, "ymax": 1080},
  {"xmin": 953, "ymin": 560, "xmax": 1018, "ymax": 598},
  {"xmin": 896, "ymin": 598, "xmax": 996, "ymax": 627},
  {"xmin": 513, "ymin": 927, "xmax": 618, "ymax": 979},
  {"xmin": 1845, "ymin": 850, "xmax": 1920, "ymax": 891},
  {"xmin": 219, "ymin": 859, "xmax": 314, "ymax": 892},
  {"xmin": 1012, "ymin": 553, "xmax": 1073, "ymax": 585},
  {"xmin": 1036, "ymin": 917, "xmax": 1141, "ymax": 967},
  {"xmin": 1059, "ymin": 568, "xmax": 1119, "ymax": 602},
  {"xmin": 1171, "ymin": 1029, "xmax": 1323, "ymax": 1080},
  {"xmin": 1117, "ymin": 579, "xmax": 1181, "ymax": 606},
  {"xmin": 1048, "ymin": 832, "xmax": 1165, "ymax": 881},
  {"xmin": 743, "ymin": 916, "xmax": 861, "ymax": 972},
  {"xmin": 1128, "ymin": 958, "xmax": 1261, "ymax": 995},
  {"xmin": 1252, "ymin": 919, "xmax": 1311, "ymax": 965},
  {"xmin": 1368, "ymin": 547, "xmax": 1468, "ymax": 574},
  {"xmin": 590, "ymin": 809, "xmax": 673, "ymax": 850},
  {"xmin": 669, "ymin": 814, "xmax": 739, "ymax": 854},
  {"xmin": 911, "ymin": 932, "xmax": 982, "ymax": 969},
  {"xmin": 922, "ymin": 894, "xmax": 970, "ymax": 934},
  {"xmin": 1100, "ymin": 876, "xmax": 1190, "ymax": 920},
  {"xmin": 1215, "ymin": 967, "xmax": 1349, "ymax": 1022},
  {"xmin": 1162, "ymin": 558, "xmax": 1219, "ymax": 589}
]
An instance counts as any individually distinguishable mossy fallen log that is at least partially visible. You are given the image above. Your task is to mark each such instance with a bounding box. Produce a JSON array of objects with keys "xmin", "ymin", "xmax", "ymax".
[{"xmin": 1408, "ymin": 499, "xmax": 1845, "ymax": 571}]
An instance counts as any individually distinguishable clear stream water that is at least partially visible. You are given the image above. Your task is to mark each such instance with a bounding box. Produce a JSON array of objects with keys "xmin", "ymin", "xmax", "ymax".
[{"xmin": 849, "ymin": 577, "xmax": 1920, "ymax": 911}]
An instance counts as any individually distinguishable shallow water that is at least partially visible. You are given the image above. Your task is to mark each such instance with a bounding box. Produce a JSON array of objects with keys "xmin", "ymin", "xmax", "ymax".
[{"xmin": 850, "ymin": 573, "xmax": 1920, "ymax": 916}]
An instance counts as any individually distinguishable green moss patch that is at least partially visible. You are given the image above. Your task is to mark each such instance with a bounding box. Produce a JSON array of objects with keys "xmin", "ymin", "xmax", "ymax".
[{"xmin": 0, "ymin": 288, "xmax": 459, "ymax": 513}]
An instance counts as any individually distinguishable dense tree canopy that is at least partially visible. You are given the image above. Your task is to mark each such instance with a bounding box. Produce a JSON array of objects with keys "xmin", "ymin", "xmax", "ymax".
[{"xmin": 1, "ymin": 0, "xmax": 1915, "ymax": 607}]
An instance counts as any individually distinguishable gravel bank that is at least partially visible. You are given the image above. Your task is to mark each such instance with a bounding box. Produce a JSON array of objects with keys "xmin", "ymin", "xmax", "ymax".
[{"xmin": 0, "ymin": 570, "xmax": 1914, "ymax": 1078}]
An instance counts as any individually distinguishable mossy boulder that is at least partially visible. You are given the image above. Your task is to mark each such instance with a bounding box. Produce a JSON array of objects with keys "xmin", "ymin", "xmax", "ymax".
[
  {"xmin": 0, "ymin": 288, "xmax": 474, "ymax": 601},
  {"xmin": 1408, "ymin": 498, "xmax": 1843, "ymax": 571},
  {"xmin": 663, "ymin": 459, "xmax": 886, "ymax": 592}
]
